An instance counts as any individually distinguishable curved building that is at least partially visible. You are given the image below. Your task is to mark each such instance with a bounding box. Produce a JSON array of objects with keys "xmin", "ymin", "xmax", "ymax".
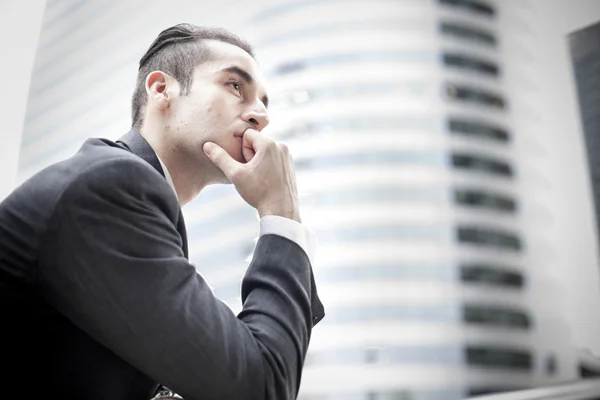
[{"xmin": 232, "ymin": 0, "xmax": 576, "ymax": 398}]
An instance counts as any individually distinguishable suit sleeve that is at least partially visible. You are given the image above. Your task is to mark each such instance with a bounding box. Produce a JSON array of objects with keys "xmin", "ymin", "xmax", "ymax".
[{"xmin": 38, "ymin": 156, "xmax": 323, "ymax": 400}]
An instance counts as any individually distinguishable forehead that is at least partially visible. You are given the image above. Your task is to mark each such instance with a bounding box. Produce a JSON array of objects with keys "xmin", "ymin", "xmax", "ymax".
[{"xmin": 196, "ymin": 40, "xmax": 267, "ymax": 87}]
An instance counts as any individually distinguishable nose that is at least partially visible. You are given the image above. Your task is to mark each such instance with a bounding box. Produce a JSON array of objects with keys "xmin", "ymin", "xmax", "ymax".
[{"xmin": 242, "ymin": 99, "xmax": 269, "ymax": 131}]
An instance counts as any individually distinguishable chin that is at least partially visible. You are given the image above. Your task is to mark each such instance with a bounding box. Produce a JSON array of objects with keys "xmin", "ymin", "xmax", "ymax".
[{"xmin": 230, "ymin": 151, "xmax": 245, "ymax": 164}]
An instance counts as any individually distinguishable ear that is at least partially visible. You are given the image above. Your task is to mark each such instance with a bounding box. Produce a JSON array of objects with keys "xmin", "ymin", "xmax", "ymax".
[{"xmin": 145, "ymin": 71, "xmax": 170, "ymax": 110}]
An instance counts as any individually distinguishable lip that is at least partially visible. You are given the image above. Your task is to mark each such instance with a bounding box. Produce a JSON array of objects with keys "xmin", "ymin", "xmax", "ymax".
[{"xmin": 235, "ymin": 126, "xmax": 256, "ymax": 138}]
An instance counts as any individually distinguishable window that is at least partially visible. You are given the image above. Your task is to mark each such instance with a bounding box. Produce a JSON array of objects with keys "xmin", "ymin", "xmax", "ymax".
[
  {"xmin": 443, "ymin": 53, "xmax": 499, "ymax": 76},
  {"xmin": 305, "ymin": 345, "xmax": 463, "ymax": 366},
  {"xmin": 440, "ymin": 22, "xmax": 497, "ymax": 46},
  {"xmin": 270, "ymin": 82, "xmax": 429, "ymax": 110},
  {"xmin": 190, "ymin": 241, "xmax": 250, "ymax": 271},
  {"xmin": 463, "ymin": 305, "xmax": 531, "ymax": 329},
  {"xmin": 324, "ymin": 304, "xmax": 458, "ymax": 324},
  {"xmin": 438, "ymin": 0, "xmax": 495, "ymax": 17},
  {"xmin": 316, "ymin": 225, "xmax": 449, "ymax": 243},
  {"xmin": 367, "ymin": 391, "xmax": 413, "ymax": 400},
  {"xmin": 545, "ymin": 354, "xmax": 558, "ymax": 375},
  {"xmin": 301, "ymin": 390, "xmax": 461, "ymax": 400},
  {"xmin": 276, "ymin": 116, "xmax": 438, "ymax": 140},
  {"xmin": 275, "ymin": 60, "xmax": 307, "ymax": 75},
  {"xmin": 457, "ymin": 226, "xmax": 522, "ymax": 251},
  {"xmin": 468, "ymin": 387, "xmax": 527, "ymax": 397},
  {"xmin": 269, "ymin": 51, "xmax": 437, "ymax": 77},
  {"xmin": 186, "ymin": 207, "xmax": 255, "ymax": 238},
  {"xmin": 309, "ymin": 187, "xmax": 448, "ymax": 207},
  {"xmin": 445, "ymin": 84, "xmax": 506, "ymax": 109},
  {"xmin": 454, "ymin": 188, "xmax": 516, "ymax": 212},
  {"xmin": 460, "ymin": 263, "xmax": 524, "ymax": 288},
  {"xmin": 298, "ymin": 395, "xmax": 328, "ymax": 400},
  {"xmin": 294, "ymin": 152, "xmax": 445, "ymax": 171},
  {"xmin": 466, "ymin": 345, "xmax": 532, "ymax": 370},
  {"xmin": 448, "ymin": 118, "xmax": 510, "ymax": 143},
  {"xmin": 452, "ymin": 153, "xmax": 513, "ymax": 177},
  {"xmin": 317, "ymin": 264, "xmax": 454, "ymax": 283}
]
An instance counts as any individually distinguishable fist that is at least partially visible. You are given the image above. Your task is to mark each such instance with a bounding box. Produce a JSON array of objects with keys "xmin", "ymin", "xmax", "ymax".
[{"xmin": 203, "ymin": 129, "xmax": 301, "ymax": 222}]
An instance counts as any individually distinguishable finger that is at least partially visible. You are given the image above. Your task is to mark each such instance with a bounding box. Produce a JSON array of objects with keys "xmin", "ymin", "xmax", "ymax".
[
  {"xmin": 278, "ymin": 142, "xmax": 289, "ymax": 154},
  {"xmin": 242, "ymin": 134, "xmax": 256, "ymax": 163},
  {"xmin": 242, "ymin": 128, "xmax": 270, "ymax": 152},
  {"xmin": 242, "ymin": 128, "xmax": 270, "ymax": 163},
  {"xmin": 203, "ymin": 142, "xmax": 240, "ymax": 179}
]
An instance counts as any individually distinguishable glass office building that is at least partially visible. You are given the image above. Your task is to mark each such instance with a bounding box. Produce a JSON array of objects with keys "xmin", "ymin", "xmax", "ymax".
[{"xmin": 17, "ymin": 0, "xmax": 577, "ymax": 398}]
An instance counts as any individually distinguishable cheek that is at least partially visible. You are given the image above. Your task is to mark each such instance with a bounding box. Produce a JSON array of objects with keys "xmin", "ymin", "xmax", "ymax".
[
  {"xmin": 181, "ymin": 104, "xmax": 217, "ymax": 132},
  {"xmin": 211, "ymin": 93, "xmax": 232, "ymax": 111},
  {"xmin": 204, "ymin": 101, "xmax": 227, "ymax": 125}
]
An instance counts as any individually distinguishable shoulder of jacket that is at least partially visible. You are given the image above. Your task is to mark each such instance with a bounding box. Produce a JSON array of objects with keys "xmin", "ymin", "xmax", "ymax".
[
  {"xmin": 49, "ymin": 140, "xmax": 170, "ymax": 205},
  {"xmin": 73, "ymin": 138, "xmax": 163, "ymax": 181}
]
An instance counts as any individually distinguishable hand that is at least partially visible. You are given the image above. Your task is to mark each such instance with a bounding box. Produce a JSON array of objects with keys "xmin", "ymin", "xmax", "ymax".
[{"xmin": 203, "ymin": 129, "xmax": 301, "ymax": 222}]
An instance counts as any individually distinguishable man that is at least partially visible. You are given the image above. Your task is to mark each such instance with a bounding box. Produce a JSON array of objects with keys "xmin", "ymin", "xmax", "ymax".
[{"xmin": 0, "ymin": 23, "xmax": 324, "ymax": 400}]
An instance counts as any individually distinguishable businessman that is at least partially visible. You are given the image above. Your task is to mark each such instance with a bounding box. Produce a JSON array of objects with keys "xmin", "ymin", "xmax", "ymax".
[{"xmin": 0, "ymin": 23, "xmax": 324, "ymax": 400}]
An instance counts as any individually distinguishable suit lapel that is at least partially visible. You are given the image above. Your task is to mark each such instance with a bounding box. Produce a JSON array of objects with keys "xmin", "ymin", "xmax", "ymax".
[
  {"xmin": 116, "ymin": 130, "xmax": 164, "ymax": 176},
  {"xmin": 116, "ymin": 130, "xmax": 189, "ymax": 258},
  {"xmin": 176, "ymin": 215, "xmax": 189, "ymax": 258}
]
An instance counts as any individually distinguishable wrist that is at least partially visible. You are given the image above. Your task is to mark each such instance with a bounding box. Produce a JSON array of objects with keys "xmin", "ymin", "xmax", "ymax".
[{"xmin": 258, "ymin": 207, "xmax": 301, "ymax": 223}]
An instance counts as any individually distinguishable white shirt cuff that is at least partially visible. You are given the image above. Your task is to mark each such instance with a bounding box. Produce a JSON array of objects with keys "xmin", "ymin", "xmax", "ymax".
[{"xmin": 259, "ymin": 215, "xmax": 316, "ymax": 264}]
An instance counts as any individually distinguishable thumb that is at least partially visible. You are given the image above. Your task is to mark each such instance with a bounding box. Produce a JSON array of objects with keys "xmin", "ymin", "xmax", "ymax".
[{"xmin": 203, "ymin": 142, "xmax": 239, "ymax": 179}]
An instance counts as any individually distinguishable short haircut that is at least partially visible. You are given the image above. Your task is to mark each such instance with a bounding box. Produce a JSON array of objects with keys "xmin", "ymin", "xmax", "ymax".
[{"xmin": 131, "ymin": 23, "xmax": 255, "ymax": 130}]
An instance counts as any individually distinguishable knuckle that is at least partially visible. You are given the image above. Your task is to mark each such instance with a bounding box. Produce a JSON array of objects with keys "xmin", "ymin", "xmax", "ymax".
[
  {"xmin": 278, "ymin": 143, "xmax": 289, "ymax": 154},
  {"xmin": 265, "ymin": 139, "xmax": 277, "ymax": 151}
]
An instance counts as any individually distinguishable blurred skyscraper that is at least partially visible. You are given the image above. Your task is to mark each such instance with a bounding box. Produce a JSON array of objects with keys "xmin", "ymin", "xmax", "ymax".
[
  {"xmin": 237, "ymin": 1, "xmax": 576, "ymax": 398},
  {"xmin": 17, "ymin": 0, "xmax": 595, "ymax": 399}
]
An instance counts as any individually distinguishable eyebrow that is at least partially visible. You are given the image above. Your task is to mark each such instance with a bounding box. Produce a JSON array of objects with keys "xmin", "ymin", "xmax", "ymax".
[{"xmin": 220, "ymin": 65, "xmax": 269, "ymax": 109}]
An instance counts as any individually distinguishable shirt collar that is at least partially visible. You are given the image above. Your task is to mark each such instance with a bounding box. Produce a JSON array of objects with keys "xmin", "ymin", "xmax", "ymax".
[{"xmin": 156, "ymin": 155, "xmax": 179, "ymax": 200}]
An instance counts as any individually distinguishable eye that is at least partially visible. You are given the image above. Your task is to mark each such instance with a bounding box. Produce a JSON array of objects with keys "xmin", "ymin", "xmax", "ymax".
[{"xmin": 228, "ymin": 81, "xmax": 242, "ymax": 94}]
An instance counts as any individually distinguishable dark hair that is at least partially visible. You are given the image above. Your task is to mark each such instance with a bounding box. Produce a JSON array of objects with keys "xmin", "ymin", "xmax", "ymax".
[{"xmin": 131, "ymin": 23, "xmax": 255, "ymax": 130}]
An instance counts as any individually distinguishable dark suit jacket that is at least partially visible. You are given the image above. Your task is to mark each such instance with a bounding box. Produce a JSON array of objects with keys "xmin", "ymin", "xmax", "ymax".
[{"xmin": 0, "ymin": 130, "xmax": 324, "ymax": 400}]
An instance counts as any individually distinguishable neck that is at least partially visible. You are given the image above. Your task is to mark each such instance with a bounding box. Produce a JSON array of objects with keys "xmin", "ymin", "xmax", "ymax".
[{"xmin": 140, "ymin": 124, "xmax": 213, "ymax": 207}]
